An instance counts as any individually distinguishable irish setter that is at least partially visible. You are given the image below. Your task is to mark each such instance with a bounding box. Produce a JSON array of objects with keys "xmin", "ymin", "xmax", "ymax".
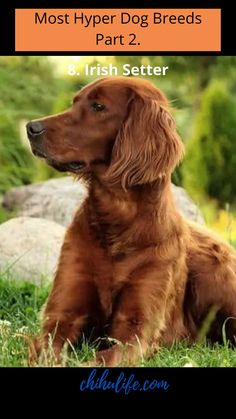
[{"xmin": 26, "ymin": 76, "xmax": 236, "ymax": 366}]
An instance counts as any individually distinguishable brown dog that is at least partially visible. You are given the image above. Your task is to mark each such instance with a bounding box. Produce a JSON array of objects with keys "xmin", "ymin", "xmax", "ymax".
[{"xmin": 26, "ymin": 76, "xmax": 236, "ymax": 366}]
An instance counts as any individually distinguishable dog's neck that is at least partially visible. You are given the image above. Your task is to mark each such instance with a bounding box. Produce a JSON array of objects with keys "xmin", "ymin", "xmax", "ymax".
[{"xmin": 86, "ymin": 175, "xmax": 182, "ymax": 251}]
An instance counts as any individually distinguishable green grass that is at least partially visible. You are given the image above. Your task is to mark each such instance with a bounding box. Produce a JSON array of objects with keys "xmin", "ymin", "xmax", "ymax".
[{"xmin": 1, "ymin": 277, "xmax": 236, "ymax": 367}]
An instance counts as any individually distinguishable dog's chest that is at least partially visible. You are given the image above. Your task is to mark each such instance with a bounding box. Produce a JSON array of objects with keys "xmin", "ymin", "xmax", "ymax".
[
  {"xmin": 87, "ymin": 194, "xmax": 141, "ymax": 317},
  {"xmin": 93, "ymin": 255, "xmax": 129, "ymax": 319}
]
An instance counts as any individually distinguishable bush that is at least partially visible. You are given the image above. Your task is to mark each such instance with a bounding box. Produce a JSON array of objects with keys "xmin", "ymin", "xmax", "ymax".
[
  {"xmin": 0, "ymin": 57, "xmax": 62, "ymax": 192},
  {"xmin": 0, "ymin": 114, "xmax": 35, "ymax": 193},
  {"xmin": 182, "ymin": 80, "xmax": 236, "ymax": 205}
]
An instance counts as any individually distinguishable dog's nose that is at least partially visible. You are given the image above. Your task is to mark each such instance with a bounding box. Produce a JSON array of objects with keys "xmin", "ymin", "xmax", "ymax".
[{"xmin": 26, "ymin": 121, "xmax": 45, "ymax": 138}]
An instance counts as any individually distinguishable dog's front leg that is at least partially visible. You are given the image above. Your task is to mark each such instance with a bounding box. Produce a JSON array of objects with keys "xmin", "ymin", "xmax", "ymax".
[
  {"xmin": 94, "ymin": 263, "xmax": 173, "ymax": 367},
  {"xmin": 29, "ymin": 214, "xmax": 100, "ymax": 363}
]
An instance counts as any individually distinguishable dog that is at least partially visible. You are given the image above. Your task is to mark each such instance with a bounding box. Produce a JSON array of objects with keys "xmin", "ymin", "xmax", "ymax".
[{"xmin": 26, "ymin": 76, "xmax": 236, "ymax": 366}]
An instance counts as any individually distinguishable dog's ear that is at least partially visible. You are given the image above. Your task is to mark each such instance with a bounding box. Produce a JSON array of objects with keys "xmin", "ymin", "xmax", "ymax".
[{"xmin": 106, "ymin": 92, "xmax": 184, "ymax": 189}]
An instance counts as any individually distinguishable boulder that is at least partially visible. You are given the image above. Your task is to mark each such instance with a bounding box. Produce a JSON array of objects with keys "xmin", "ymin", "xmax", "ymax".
[
  {"xmin": 171, "ymin": 184, "xmax": 204, "ymax": 225},
  {"xmin": 3, "ymin": 177, "xmax": 87, "ymax": 227},
  {"xmin": 3, "ymin": 177, "xmax": 204, "ymax": 226},
  {"xmin": 0, "ymin": 217, "xmax": 65, "ymax": 284},
  {"xmin": 0, "ymin": 180, "xmax": 204, "ymax": 284}
]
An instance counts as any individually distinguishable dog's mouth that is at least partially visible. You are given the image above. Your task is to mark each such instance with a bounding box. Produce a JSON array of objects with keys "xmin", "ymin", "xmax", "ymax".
[
  {"xmin": 32, "ymin": 148, "xmax": 47, "ymax": 159},
  {"xmin": 31, "ymin": 147, "xmax": 86, "ymax": 173},
  {"xmin": 49, "ymin": 160, "xmax": 86, "ymax": 173}
]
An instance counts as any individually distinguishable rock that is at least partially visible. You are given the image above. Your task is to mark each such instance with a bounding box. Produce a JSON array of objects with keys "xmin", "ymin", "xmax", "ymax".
[
  {"xmin": 171, "ymin": 184, "xmax": 204, "ymax": 225},
  {"xmin": 0, "ymin": 181, "xmax": 204, "ymax": 283},
  {"xmin": 3, "ymin": 176, "xmax": 204, "ymax": 226},
  {"xmin": 0, "ymin": 217, "xmax": 65, "ymax": 284},
  {"xmin": 3, "ymin": 177, "xmax": 87, "ymax": 227}
]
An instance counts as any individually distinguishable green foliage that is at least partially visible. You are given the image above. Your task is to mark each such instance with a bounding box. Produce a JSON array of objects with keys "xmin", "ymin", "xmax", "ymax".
[
  {"xmin": 182, "ymin": 80, "xmax": 236, "ymax": 205},
  {"xmin": 0, "ymin": 278, "xmax": 49, "ymax": 327},
  {"xmin": 0, "ymin": 56, "xmax": 59, "ymax": 118},
  {"xmin": 0, "ymin": 205, "xmax": 10, "ymax": 223},
  {"xmin": 0, "ymin": 114, "xmax": 35, "ymax": 193},
  {"xmin": 52, "ymin": 77, "xmax": 87, "ymax": 114},
  {"xmin": 0, "ymin": 57, "xmax": 61, "ymax": 193}
]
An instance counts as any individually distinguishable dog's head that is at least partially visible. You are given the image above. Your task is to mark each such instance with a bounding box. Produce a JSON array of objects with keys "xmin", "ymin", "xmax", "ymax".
[{"xmin": 27, "ymin": 77, "xmax": 184, "ymax": 189}]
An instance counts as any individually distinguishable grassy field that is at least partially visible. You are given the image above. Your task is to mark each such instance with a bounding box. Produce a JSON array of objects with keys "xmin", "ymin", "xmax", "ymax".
[{"xmin": 1, "ymin": 277, "xmax": 236, "ymax": 367}]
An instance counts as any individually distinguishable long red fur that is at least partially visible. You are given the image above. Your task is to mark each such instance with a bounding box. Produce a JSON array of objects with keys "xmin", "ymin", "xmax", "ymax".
[{"xmin": 28, "ymin": 77, "xmax": 236, "ymax": 366}]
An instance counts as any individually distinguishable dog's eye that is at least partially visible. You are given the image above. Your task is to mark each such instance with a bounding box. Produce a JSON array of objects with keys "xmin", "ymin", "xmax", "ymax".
[{"xmin": 91, "ymin": 102, "xmax": 106, "ymax": 112}]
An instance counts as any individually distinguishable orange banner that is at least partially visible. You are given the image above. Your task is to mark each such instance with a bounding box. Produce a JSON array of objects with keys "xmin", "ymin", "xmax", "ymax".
[{"xmin": 15, "ymin": 9, "xmax": 221, "ymax": 52}]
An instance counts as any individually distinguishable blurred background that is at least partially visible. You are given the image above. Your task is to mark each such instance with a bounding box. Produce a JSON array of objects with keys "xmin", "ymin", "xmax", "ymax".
[{"xmin": 1, "ymin": 55, "xmax": 236, "ymax": 244}]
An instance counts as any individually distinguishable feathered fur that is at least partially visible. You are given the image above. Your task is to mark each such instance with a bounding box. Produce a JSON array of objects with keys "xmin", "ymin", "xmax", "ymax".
[{"xmin": 27, "ymin": 77, "xmax": 236, "ymax": 366}]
